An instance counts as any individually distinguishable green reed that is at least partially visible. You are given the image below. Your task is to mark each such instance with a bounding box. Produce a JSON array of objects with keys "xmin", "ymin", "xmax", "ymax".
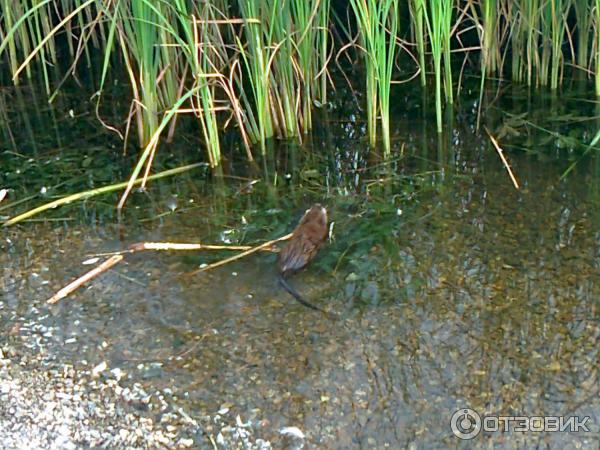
[
  {"xmin": 25, "ymin": 1, "xmax": 55, "ymax": 93},
  {"xmin": 596, "ymin": 0, "xmax": 600, "ymax": 95},
  {"xmin": 291, "ymin": 0, "xmax": 329, "ymax": 131},
  {"xmin": 315, "ymin": 0, "xmax": 331, "ymax": 104},
  {"xmin": 60, "ymin": 0, "xmax": 98, "ymax": 69},
  {"xmin": 509, "ymin": 0, "xmax": 539, "ymax": 85},
  {"xmin": 509, "ymin": 1, "xmax": 523, "ymax": 83},
  {"xmin": 480, "ymin": 0, "xmax": 499, "ymax": 76},
  {"xmin": 291, "ymin": 0, "xmax": 313, "ymax": 128},
  {"xmin": 549, "ymin": 0, "xmax": 567, "ymax": 89},
  {"xmin": 508, "ymin": 0, "xmax": 569, "ymax": 88},
  {"xmin": 170, "ymin": 0, "xmax": 227, "ymax": 166},
  {"xmin": 0, "ymin": 0, "xmax": 33, "ymax": 80},
  {"xmin": 573, "ymin": 0, "xmax": 591, "ymax": 69},
  {"xmin": 349, "ymin": 0, "xmax": 399, "ymax": 154},
  {"xmin": 524, "ymin": 0, "xmax": 540, "ymax": 86},
  {"xmin": 0, "ymin": 0, "xmax": 109, "ymax": 94},
  {"xmin": 117, "ymin": 85, "xmax": 206, "ymax": 210},
  {"xmin": 270, "ymin": 0, "xmax": 299, "ymax": 138},
  {"xmin": 409, "ymin": 0, "xmax": 427, "ymax": 86},
  {"xmin": 237, "ymin": 0, "xmax": 327, "ymax": 149},
  {"xmin": 5, "ymin": 0, "xmax": 600, "ymax": 180},
  {"xmin": 425, "ymin": 0, "xmax": 453, "ymax": 133},
  {"xmin": 115, "ymin": 0, "xmax": 163, "ymax": 146},
  {"xmin": 539, "ymin": 0, "xmax": 567, "ymax": 88},
  {"xmin": 237, "ymin": 0, "xmax": 275, "ymax": 151},
  {"xmin": 515, "ymin": 0, "xmax": 527, "ymax": 84},
  {"xmin": 0, "ymin": 0, "xmax": 57, "ymax": 91}
]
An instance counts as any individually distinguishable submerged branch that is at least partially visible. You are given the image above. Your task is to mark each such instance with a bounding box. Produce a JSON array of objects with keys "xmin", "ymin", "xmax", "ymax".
[
  {"xmin": 47, "ymin": 255, "xmax": 124, "ymax": 304},
  {"xmin": 46, "ymin": 235, "xmax": 287, "ymax": 304},
  {"xmin": 485, "ymin": 127, "xmax": 520, "ymax": 190}
]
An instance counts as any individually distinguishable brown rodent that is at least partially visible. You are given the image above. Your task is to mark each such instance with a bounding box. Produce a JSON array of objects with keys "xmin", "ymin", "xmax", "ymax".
[{"xmin": 277, "ymin": 204, "xmax": 328, "ymax": 312}]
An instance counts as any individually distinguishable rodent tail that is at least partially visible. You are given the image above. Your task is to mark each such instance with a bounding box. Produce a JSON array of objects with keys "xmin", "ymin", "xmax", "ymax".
[{"xmin": 277, "ymin": 273, "xmax": 326, "ymax": 313}]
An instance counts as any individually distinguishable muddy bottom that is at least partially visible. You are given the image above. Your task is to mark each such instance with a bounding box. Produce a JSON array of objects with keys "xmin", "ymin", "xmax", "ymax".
[{"xmin": 1, "ymin": 142, "xmax": 599, "ymax": 449}]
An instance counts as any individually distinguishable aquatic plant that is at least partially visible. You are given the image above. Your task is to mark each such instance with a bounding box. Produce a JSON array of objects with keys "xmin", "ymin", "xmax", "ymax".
[
  {"xmin": 238, "ymin": 0, "xmax": 329, "ymax": 151},
  {"xmin": 480, "ymin": 0, "xmax": 499, "ymax": 77},
  {"xmin": 349, "ymin": 0, "xmax": 399, "ymax": 153},
  {"xmin": 2, "ymin": 0, "xmax": 600, "ymax": 176},
  {"xmin": 424, "ymin": 0, "xmax": 453, "ymax": 132},
  {"xmin": 409, "ymin": 0, "xmax": 427, "ymax": 87},
  {"xmin": 596, "ymin": 0, "xmax": 600, "ymax": 95},
  {"xmin": 573, "ymin": 0, "xmax": 591, "ymax": 70}
]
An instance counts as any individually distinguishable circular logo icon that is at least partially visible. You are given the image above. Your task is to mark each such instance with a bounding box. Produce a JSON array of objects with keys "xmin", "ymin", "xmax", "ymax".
[{"xmin": 450, "ymin": 408, "xmax": 481, "ymax": 440}]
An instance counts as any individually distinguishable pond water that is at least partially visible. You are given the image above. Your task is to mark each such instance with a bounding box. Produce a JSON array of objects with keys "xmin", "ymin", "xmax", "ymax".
[{"xmin": 1, "ymin": 80, "xmax": 599, "ymax": 449}]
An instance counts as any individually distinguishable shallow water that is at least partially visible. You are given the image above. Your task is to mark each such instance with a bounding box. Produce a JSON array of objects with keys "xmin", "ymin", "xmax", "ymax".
[{"xmin": 1, "ymin": 81, "xmax": 599, "ymax": 448}]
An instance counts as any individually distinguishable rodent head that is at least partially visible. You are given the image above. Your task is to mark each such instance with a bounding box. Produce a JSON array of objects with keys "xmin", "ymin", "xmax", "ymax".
[{"xmin": 301, "ymin": 204, "xmax": 327, "ymax": 227}]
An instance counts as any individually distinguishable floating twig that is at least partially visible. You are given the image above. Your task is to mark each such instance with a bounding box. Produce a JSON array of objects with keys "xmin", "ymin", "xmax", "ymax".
[
  {"xmin": 484, "ymin": 126, "xmax": 520, "ymax": 189},
  {"xmin": 127, "ymin": 242, "xmax": 262, "ymax": 252},
  {"xmin": 185, "ymin": 232, "xmax": 293, "ymax": 276},
  {"xmin": 88, "ymin": 241, "xmax": 276, "ymax": 257}
]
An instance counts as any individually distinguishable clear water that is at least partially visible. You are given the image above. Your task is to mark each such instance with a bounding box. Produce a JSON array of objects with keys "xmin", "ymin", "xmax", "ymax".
[{"xmin": 1, "ymin": 79, "xmax": 599, "ymax": 448}]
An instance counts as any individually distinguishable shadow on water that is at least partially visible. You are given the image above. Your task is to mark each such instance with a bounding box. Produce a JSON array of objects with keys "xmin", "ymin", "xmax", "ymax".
[{"xmin": 1, "ymin": 80, "xmax": 599, "ymax": 448}]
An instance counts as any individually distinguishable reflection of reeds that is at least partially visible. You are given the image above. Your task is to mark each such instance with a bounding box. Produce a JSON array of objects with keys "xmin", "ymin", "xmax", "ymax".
[{"xmin": 2, "ymin": 0, "xmax": 600, "ymax": 172}]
